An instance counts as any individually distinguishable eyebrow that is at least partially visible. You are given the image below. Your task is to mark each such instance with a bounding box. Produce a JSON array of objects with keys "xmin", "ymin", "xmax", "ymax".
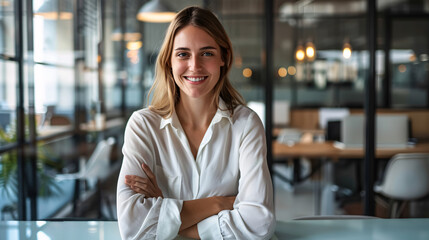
[{"xmin": 174, "ymin": 46, "xmax": 218, "ymax": 51}]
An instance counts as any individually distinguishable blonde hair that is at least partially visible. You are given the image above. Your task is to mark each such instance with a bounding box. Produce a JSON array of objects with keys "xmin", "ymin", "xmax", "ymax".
[{"xmin": 148, "ymin": 6, "xmax": 245, "ymax": 118}]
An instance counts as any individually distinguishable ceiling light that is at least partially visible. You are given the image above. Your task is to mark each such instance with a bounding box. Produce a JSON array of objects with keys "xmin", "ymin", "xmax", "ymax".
[
  {"xmin": 288, "ymin": 66, "xmax": 297, "ymax": 75},
  {"xmin": 126, "ymin": 41, "xmax": 143, "ymax": 51},
  {"xmin": 305, "ymin": 41, "xmax": 316, "ymax": 61},
  {"xmin": 295, "ymin": 45, "xmax": 305, "ymax": 62},
  {"xmin": 343, "ymin": 42, "xmax": 352, "ymax": 59},
  {"xmin": 242, "ymin": 68, "xmax": 253, "ymax": 78},
  {"xmin": 111, "ymin": 28, "xmax": 142, "ymax": 42},
  {"xmin": 136, "ymin": 0, "xmax": 176, "ymax": 23},
  {"xmin": 34, "ymin": 0, "xmax": 73, "ymax": 20},
  {"xmin": 278, "ymin": 67, "xmax": 288, "ymax": 77},
  {"xmin": 0, "ymin": 0, "xmax": 11, "ymax": 7}
]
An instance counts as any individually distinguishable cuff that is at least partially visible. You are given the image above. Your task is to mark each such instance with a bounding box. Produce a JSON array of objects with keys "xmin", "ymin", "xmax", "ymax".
[
  {"xmin": 197, "ymin": 215, "xmax": 222, "ymax": 240},
  {"xmin": 157, "ymin": 198, "xmax": 183, "ymax": 239}
]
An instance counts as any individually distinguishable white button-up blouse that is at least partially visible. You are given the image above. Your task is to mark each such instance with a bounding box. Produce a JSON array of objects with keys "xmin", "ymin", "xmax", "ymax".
[{"xmin": 117, "ymin": 100, "xmax": 275, "ymax": 240}]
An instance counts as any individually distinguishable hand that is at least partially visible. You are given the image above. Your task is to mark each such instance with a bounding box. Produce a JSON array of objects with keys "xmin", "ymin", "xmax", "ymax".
[
  {"xmin": 179, "ymin": 196, "xmax": 236, "ymax": 231},
  {"xmin": 213, "ymin": 196, "xmax": 236, "ymax": 212},
  {"xmin": 125, "ymin": 163, "xmax": 164, "ymax": 198}
]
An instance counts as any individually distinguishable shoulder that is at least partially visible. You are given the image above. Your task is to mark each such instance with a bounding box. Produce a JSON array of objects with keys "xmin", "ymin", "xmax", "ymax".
[
  {"xmin": 127, "ymin": 108, "xmax": 163, "ymax": 130},
  {"xmin": 231, "ymin": 104, "xmax": 263, "ymax": 127},
  {"xmin": 232, "ymin": 104, "xmax": 261, "ymax": 121}
]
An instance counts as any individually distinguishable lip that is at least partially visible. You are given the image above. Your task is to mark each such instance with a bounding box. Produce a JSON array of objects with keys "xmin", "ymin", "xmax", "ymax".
[{"xmin": 184, "ymin": 76, "xmax": 208, "ymax": 85}]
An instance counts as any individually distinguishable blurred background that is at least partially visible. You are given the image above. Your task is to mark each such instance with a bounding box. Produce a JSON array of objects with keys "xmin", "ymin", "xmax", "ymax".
[{"xmin": 0, "ymin": 0, "xmax": 428, "ymax": 221}]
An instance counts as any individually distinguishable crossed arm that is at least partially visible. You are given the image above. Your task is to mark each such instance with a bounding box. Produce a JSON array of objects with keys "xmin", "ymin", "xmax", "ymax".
[{"xmin": 124, "ymin": 163, "xmax": 235, "ymax": 239}]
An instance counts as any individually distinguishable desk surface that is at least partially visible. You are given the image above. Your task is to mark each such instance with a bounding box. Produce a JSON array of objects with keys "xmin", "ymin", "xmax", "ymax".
[
  {"xmin": 274, "ymin": 218, "xmax": 429, "ymax": 240},
  {"xmin": 80, "ymin": 118, "xmax": 125, "ymax": 132},
  {"xmin": 273, "ymin": 140, "xmax": 429, "ymax": 160},
  {"xmin": 37, "ymin": 125, "xmax": 74, "ymax": 137},
  {"xmin": 1, "ymin": 219, "xmax": 429, "ymax": 240}
]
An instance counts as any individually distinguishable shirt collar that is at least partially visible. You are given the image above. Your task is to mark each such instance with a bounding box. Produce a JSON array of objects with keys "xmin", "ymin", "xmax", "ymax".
[
  {"xmin": 159, "ymin": 98, "xmax": 233, "ymax": 130},
  {"xmin": 214, "ymin": 98, "xmax": 233, "ymax": 125},
  {"xmin": 160, "ymin": 110, "xmax": 180, "ymax": 130}
]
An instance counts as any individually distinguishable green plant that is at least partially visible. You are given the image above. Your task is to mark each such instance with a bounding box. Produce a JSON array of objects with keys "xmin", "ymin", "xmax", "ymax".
[{"xmin": 0, "ymin": 119, "xmax": 62, "ymax": 201}]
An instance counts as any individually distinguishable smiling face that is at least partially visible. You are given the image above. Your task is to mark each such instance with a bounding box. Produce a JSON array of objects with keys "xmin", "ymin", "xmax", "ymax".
[{"xmin": 171, "ymin": 25, "xmax": 225, "ymax": 101}]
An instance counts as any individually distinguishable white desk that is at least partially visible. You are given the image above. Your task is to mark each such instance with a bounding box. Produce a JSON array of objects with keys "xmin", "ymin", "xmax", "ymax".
[
  {"xmin": 274, "ymin": 219, "xmax": 429, "ymax": 240},
  {"xmin": 1, "ymin": 219, "xmax": 429, "ymax": 240},
  {"xmin": 0, "ymin": 221, "xmax": 119, "ymax": 240}
]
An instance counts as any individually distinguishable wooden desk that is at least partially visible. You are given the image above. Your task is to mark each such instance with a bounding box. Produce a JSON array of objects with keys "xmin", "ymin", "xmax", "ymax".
[
  {"xmin": 273, "ymin": 140, "xmax": 429, "ymax": 215},
  {"xmin": 80, "ymin": 118, "xmax": 125, "ymax": 132},
  {"xmin": 37, "ymin": 125, "xmax": 74, "ymax": 137},
  {"xmin": 273, "ymin": 140, "xmax": 429, "ymax": 160}
]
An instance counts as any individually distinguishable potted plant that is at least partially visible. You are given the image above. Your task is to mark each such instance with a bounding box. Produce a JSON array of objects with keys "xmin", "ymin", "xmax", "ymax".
[{"xmin": 0, "ymin": 119, "xmax": 62, "ymax": 219}]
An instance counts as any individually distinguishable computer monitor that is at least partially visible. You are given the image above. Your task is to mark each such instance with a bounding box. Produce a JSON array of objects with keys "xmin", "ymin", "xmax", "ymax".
[
  {"xmin": 336, "ymin": 114, "xmax": 409, "ymax": 149},
  {"xmin": 318, "ymin": 108, "xmax": 350, "ymax": 129},
  {"xmin": 273, "ymin": 101, "xmax": 290, "ymax": 127},
  {"xmin": 247, "ymin": 101, "xmax": 291, "ymax": 128}
]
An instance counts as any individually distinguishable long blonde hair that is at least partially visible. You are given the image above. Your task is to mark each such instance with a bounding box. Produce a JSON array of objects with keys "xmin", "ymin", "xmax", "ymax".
[{"xmin": 148, "ymin": 6, "xmax": 244, "ymax": 118}]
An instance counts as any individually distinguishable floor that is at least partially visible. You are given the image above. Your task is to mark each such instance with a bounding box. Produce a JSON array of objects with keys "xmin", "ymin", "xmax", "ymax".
[{"xmin": 273, "ymin": 175, "xmax": 317, "ymax": 221}]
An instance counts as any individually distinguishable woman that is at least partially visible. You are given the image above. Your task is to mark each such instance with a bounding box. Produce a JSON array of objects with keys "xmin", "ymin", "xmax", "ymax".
[{"xmin": 117, "ymin": 6, "xmax": 275, "ymax": 240}]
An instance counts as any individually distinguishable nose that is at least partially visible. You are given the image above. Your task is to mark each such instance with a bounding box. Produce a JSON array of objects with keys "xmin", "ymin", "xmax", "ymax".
[{"xmin": 189, "ymin": 55, "xmax": 202, "ymax": 71}]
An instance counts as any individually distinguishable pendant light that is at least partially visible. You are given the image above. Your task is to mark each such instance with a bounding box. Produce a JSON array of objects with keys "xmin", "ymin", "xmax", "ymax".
[
  {"xmin": 295, "ymin": 44, "xmax": 305, "ymax": 62},
  {"xmin": 34, "ymin": 0, "xmax": 73, "ymax": 20},
  {"xmin": 305, "ymin": 41, "xmax": 316, "ymax": 62},
  {"xmin": 112, "ymin": 0, "xmax": 142, "ymax": 42},
  {"xmin": 0, "ymin": 0, "xmax": 11, "ymax": 7},
  {"xmin": 342, "ymin": 41, "xmax": 352, "ymax": 59},
  {"xmin": 136, "ymin": 0, "xmax": 176, "ymax": 23},
  {"xmin": 111, "ymin": 28, "xmax": 142, "ymax": 42}
]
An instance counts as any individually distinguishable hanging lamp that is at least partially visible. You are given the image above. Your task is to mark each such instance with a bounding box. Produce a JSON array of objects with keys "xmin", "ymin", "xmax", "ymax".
[
  {"xmin": 136, "ymin": 0, "xmax": 176, "ymax": 23},
  {"xmin": 305, "ymin": 41, "xmax": 316, "ymax": 61},
  {"xmin": 0, "ymin": 0, "xmax": 11, "ymax": 7},
  {"xmin": 295, "ymin": 44, "xmax": 305, "ymax": 62},
  {"xmin": 342, "ymin": 41, "xmax": 352, "ymax": 59},
  {"xmin": 111, "ymin": 28, "xmax": 142, "ymax": 42},
  {"xmin": 34, "ymin": 0, "xmax": 73, "ymax": 20}
]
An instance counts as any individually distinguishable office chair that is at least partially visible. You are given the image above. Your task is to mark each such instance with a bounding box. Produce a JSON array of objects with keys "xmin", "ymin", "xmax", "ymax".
[
  {"xmin": 56, "ymin": 137, "xmax": 116, "ymax": 219},
  {"xmin": 374, "ymin": 153, "xmax": 429, "ymax": 218}
]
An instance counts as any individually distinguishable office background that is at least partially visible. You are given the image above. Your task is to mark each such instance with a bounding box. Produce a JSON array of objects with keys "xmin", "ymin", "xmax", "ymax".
[{"xmin": 0, "ymin": 0, "xmax": 428, "ymax": 221}]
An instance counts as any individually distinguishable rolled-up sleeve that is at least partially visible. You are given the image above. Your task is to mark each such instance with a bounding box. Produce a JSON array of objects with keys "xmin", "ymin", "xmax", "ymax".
[
  {"xmin": 197, "ymin": 111, "xmax": 276, "ymax": 239},
  {"xmin": 117, "ymin": 112, "xmax": 183, "ymax": 240}
]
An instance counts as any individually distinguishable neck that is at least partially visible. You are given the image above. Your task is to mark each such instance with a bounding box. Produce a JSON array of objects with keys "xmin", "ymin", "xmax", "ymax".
[{"xmin": 176, "ymin": 94, "xmax": 217, "ymax": 129}]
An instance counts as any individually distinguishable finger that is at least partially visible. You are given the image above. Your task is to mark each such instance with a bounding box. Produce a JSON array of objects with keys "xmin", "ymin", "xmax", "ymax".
[
  {"xmin": 141, "ymin": 163, "xmax": 157, "ymax": 185},
  {"xmin": 125, "ymin": 178, "xmax": 150, "ymax": 192},
  {"xmin": 134, "ymin": 185, "xmax": 157, "ymax": 198},
  {"xmin": 126, "ymin": 175, "xmax": 148, "ymax": 184},
  {"xmin": 132, "ymin": 181, "xmax": 154, "ymax": 194},
  {"xmin": 125, "ymin": 175, "xmax": 153, "ymax": 190},
  {"xmin": 131, "ymin": 186, "xmax": 151, "ymax": 196},
  {"xmin": 127, "ymin": 181, "xmax": 150, "ymax": 195}
]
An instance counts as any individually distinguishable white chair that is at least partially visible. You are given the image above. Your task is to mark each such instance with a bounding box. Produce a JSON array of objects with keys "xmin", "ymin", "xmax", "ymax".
[
  {"xmin": 374, "ymin": 153, "xmax": 429, "ymax": 218},
  {"xmin": 56, "ymin": 137, "xmax": 116, "ymax": 218},
  {"xmin": 56, "ymin": 137, "xmax": 115, "ymax": 182}
]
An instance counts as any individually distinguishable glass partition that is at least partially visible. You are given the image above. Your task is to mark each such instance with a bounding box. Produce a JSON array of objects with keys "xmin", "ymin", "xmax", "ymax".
[
  {"xmin": 274, "ymin": 1, "xmax": 368, "ymax": 108},
  {"xmin": 390, "ymin": 18, "xmax": 429, "ymax": 108},
  {"xmin": 0, "ymin": 59, "xmax": 17, "ymax": 146},
  {"xmin": 0, "ymin": 0, "xmax": 15, "ymax": 56}
]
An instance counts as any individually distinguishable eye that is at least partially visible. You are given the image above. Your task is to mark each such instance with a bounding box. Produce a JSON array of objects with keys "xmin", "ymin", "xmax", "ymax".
[
  {"xmin": 177, "ymin": 52, "xmax": 189, "ymax": 58},
  {"xmin": 202, "ymin": 52, "xmax": 214, "ymax": 57}
]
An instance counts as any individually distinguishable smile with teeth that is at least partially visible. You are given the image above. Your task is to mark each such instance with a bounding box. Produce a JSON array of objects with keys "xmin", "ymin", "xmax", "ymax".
[{"xmin": 185, "ymin": 76, "xmax": 207, "ymax": 82}]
